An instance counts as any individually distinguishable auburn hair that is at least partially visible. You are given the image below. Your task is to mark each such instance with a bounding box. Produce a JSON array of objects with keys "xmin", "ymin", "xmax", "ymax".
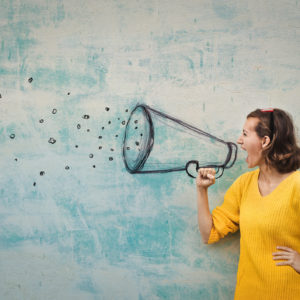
[{"xmin": 247, "ymin": 108, "xmax": 300, "ymax": 173}]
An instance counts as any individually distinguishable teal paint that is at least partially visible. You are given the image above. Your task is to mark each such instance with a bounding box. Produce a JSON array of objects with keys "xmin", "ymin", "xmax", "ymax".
[
  {"xmin": 1, "ymin": 0, "xmax": 300, "ymax": 299},
  {"xmin": 212, "ymin": 0, "xmax": 237, "ymax": 20}
]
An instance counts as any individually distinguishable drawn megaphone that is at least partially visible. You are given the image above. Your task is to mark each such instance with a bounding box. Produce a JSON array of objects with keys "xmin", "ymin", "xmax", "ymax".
[{"xmin": 122, "ymin": 104, "xmax": 237, "ymax": 178}]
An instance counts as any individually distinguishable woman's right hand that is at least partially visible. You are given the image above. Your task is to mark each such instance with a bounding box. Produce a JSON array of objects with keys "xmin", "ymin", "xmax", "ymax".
[{"xmin": 196, "ymin": 168, "xmax": 216, "ymax": 189}]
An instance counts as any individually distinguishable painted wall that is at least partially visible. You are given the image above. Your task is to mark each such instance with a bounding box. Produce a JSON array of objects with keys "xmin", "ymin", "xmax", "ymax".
[{"xmin": 0, "ymin": 0, "xmax": 299, "ymax": 299}]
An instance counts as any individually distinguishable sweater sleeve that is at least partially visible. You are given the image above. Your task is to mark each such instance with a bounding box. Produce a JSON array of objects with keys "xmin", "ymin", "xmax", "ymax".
[{"xmin": 207, "ymin": 174, "xmax": 244, "ymax": 244}]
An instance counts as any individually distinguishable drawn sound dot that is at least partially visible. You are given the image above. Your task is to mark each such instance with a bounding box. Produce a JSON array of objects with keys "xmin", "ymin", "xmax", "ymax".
[
  {"xmin": 0, "ymin": 94, "xmax": 2, "ymax": 98},
  {"xmin": 48, "ymin": 137, "xmax": 56, "ymax": 144},
  {"xmin": 126, "ymin": 147, "xmax": 130, "ymax": 150},
  {"xmin": 102, "ymin": 127, "xmax": 105, "ymax": 130},
  {"xmin": 98, "ymin": 136, "xmax": 102, "ymax": 139},
  {"xmin": 65, "ymin": 166, "xmax": 70, "ymax": 170},
  {"xmin": 135, "ymin": 141, "xmax": 140, "ymax": 146},
  {"xmin": 40, "ymin": 171, "xmax": 45, "ymax": 176},
  {"xmin": 10, "ymin": 134, "xmax": 15, "ymax": 139},
  {"xmin": 77, "ymin": 124, "xmax": 81, "ymax": 129},
  {"xmin": 135, "ymin": 127, "xmax": 138, "ymax": 130},
  {"xmin": 115, "ymin": 135, "xmax": 118, "ymax": 137},
  {"xmin": 52, "ymin": 108, "xmax": 57, "ymax": 114},
  {"xmin": 105, "ymin": 107, "xmax": 110, "ymax": 111},
  {"xmin": 89, "ymin": 154, "xmax": 94, "ymax": 158},
  {"xmin": 121, "ymin": 121, "xmax": 126, "ymax": 125},
  {"xmin": 93, "ymin": 165, "xmax": 96, "ymax": 168},
  {"xmin": 110, "ymin": 148, "xmax": 114, "ymax": 151},
  {"xmin": 87, "ymin": 129, "xmax": 90, "ymax": 132},
  {"xmin": 99, "ymin": 146, "xmax": 102, "ymax": 150},
  {"xmin": 140, "ymin": 133, "xmax": 143, "ymax": 136},
  {"xmin": 134, "ymin": 120, "xmax": 138, "ymax": 124},
  {"xmin": 125, "ymin": 109, "xmax": 128, "ymax": 112},
  {"xmin": 109, "ymin": 157, "xmax": 113, "ymax": 161},
  {"xmin": 33, "ymin": 182, "xmax": 36, "ymax": 187},
  {"xmin": 83, "ymin": 115, "xmax": 90, "ymax": 119},
  {"xmin": 108, "ymin": 121, "xmax": 111, "ymax": 124},
  {"xmin": 39, "ymin": 119, "xmax": 44, "ymax": 123},
  {"xmin": 28, "ymin": 77, "xmax": 33, "ymax": 83},
  {"xmin": 14, "ymin": 158, "xmax": 18, "ymax": 162},
  {"xmin": 67, "ymin": 92, "xmax": 70, "ymax": 95},
  {"xmin": 118, "ymin": 118, "xmax": 120, "ymax": 120},
  {"xmin": 75, "ymin": 145, "xmax": 78, "ymax": 148}
]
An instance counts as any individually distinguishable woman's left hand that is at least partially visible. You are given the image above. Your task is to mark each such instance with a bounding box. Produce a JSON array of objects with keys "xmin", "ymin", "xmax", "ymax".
[{"xmin": 273, "ymin": 246, "xmax": 300, "ymax": 274}]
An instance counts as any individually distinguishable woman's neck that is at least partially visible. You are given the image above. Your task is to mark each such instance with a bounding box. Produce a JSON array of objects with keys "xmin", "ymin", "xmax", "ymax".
[{"xmin": 258, "ymin": 163, "xmax": 293, "ymax": 184}]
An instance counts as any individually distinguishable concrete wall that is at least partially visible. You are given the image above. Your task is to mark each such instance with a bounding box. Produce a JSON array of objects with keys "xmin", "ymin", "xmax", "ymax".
[{"xmin": 0, "ymin": 0, "xmax": 299, "ymax": 299}]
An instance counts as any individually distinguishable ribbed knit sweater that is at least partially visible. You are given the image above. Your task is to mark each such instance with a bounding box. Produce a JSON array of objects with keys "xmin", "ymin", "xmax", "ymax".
[{"xmin": 208, "ymin": 169, "xmax": 300, "ymax": 300}]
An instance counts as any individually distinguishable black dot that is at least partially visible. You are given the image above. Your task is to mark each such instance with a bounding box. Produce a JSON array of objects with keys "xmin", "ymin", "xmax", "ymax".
[
  {"xmin": 0, "ymin": 94, "xmax": 2, "ymax": 98},
  {"xmin": 135, "ymin": 141, "xmax": 140, "ymax": 146},
  {"xmin": 118, "ymin": 118, "xmax": 120, "ymax": 120},
  {"xmin": 105, "ymin": 107, "xmax": 110, "ymax": 111},
  {"xmin": 52, "ymin": 108, "xmax": 57, "ymax": 114},
  {"xmin": 14, "ymin": 158, "xmax": 18, "ymax": 161},
  {"xmin": 67, "ymin": 92, "xmax": 70, "ymax": 95},
  {"xmin": 125, "ymin": 109, "xmax": 128, "ymax": 112},
  {"xmin": 110, "ymin": 148, "xmax": 114, "ymax": 151},
  {"xmin": 122, "ymin": 121, "xmax": 126, "ymax": 125},
  {"xmin": 33, "ymin": 182, "xmax": 36, "ymax": 186},
  {"xmin": 87, "ymin": 129, "xmax": 90, "ymax": 132},
  {"xmin": 40, "ymin": 171, "xmax": 45, "ymax": 176},
  {"xmin": 28, "ymin": 77, "xmax": 33, "ymax": 83},
  {"xmin": 102, "ymin": 127, "xmax": 105, "ymax": 130},
  {"xmin": 10, "ymin": 134, "xmax": 15, "ymax": 139},
  {"xmin": 48, "ymin": 137, "xmax": 56, "ymax": 144},
  {"xmin": 134, "ymin": 120, "xmax": 138, "ymax": 124},
  {"xmin": 93, "ymin": 165, "xmax": 96, "ymax": 168},
  {"xmin": 109, "ymin": 157, "xmax": 113, "ymax": 161},
  {"xmin": 65, "ymin": 166, "xmax": 70, "ymax": 170},
  {"xmin": 98, "ymin": 136, "xmax": 102, "ymax": 139},
  {"xmin": 89, "ymin": 154, "xmax": 94, "ymax": 158},
  {"xmin": 115, "ymin": 135, "xmax": 118, "ymax": 137},
  {"xmin": 83, "ymin": 114, "xmax": 90, "ymax": 119},
  {"xmin": 77, "ymin": 124, "xmax": 81, "ymax": 129},
  {"xmin": 126, "ymin": 147, "xmax": 130, "ymax": 150},
  {"xmin": 75, "ymin": 145, "xmax": 78, "ymax": 148},
  {"xmin": 39, "ymin": 119, "xmax": 44, "ymax": 123},
  {"xmin": 140, "ymin": 134, "xmax": 143, "ymax": 136},
  {"xmin": 99, "ymin": 146, "xmax": 102, "ymax": 150},
  {"xmin": 135, "ymin": 127, "xmax": 138, "ymax": 130},
  {"xmin": 108, "ymin": 121, "xmax": 111, "ymax": 124}
]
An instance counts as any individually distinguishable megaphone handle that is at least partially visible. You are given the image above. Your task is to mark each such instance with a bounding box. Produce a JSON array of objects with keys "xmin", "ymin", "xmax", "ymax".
[
  {"xmin": 214, "ymin": 167, "xmax": 224, "ymax": 179},
  {"xmin": 185, "ymin": 161, "xmax": 223, "ymax": 179}
]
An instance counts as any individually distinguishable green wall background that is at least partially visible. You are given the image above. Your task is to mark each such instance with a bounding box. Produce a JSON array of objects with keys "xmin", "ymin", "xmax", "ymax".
[{"xmin": 0, "ymin": 0, "xmax": 299, "ymax": 299}]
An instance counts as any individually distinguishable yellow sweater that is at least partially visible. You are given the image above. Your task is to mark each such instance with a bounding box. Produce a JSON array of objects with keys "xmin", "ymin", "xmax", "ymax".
[{"xmin": 208, "ymin": 169, "xmax": 300, "ymax": 300}]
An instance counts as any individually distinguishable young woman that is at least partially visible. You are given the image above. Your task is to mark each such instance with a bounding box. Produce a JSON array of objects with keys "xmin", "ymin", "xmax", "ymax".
[{"xmin": 196, "ymin": 108, "xmax": 300, "ymax": 300}]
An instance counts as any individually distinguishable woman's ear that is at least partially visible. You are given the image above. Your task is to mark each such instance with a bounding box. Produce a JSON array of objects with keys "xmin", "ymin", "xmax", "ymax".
[{"xmin": 262, "ymin": 136, "xmax": 271, "ymax": 148}]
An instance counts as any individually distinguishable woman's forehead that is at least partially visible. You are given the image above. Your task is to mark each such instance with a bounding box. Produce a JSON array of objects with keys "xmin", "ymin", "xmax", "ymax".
[{"xmin": 244, "ymin": 117, "xmax": 259, "ymax": 131}]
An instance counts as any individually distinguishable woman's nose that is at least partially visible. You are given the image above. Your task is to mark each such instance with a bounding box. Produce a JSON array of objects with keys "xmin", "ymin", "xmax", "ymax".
[{"xmin": 237, "ymin": 135, "xmax": 242, "ymax": 144}]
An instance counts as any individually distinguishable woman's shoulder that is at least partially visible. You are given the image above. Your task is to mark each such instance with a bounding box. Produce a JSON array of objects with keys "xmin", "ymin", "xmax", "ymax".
[
  {"xmin": 291, "ymin": 170, "xmax": 300, "ymax": 187},
  {"xmin": 237, "ymin": 169, "xmax": 258, "ymax": 182},
  {"xmin": 231, "ymin": 169, "xmax": 258, "ymax": 189}
]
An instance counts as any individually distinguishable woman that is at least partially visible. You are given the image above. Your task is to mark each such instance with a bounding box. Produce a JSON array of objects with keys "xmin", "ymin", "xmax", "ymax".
[{"xmin": 196, "ymin": 108, "xmax": 300, "ymax": 300}]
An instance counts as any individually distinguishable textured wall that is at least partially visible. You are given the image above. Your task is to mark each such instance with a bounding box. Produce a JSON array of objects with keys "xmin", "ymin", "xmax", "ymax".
[{"xmin": 0, "ymin": 0, "xmax": 299, "ymax": 299}]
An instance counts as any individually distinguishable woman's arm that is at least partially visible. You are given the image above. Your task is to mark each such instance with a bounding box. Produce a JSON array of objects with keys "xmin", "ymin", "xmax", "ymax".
[{"xmin": 196, "ymin": 168, "xmax": 216, "ymax": 244}]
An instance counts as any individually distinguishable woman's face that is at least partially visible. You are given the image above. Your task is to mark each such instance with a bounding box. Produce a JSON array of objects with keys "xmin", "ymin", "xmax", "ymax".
[{"xmin": 237, "ymin": 117, "xmax": 265, "ymax": 168}]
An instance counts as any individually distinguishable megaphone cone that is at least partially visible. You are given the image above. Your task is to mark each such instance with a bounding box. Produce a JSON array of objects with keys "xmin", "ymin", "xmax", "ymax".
[{"xmin": 122, "ymin": 104, "xmax": 237, "ymax": 178}]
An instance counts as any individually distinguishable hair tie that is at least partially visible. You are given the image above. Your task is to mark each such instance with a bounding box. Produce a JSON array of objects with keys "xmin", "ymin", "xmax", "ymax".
[{"xmin": 261, "ymin": 108, "xmax": 274, "ymax": 112}]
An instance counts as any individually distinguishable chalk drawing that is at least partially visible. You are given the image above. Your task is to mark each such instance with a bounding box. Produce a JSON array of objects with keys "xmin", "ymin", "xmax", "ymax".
[{"xmin": 123, "ymin": 104, "xmax": 237, "ymax": 178}]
